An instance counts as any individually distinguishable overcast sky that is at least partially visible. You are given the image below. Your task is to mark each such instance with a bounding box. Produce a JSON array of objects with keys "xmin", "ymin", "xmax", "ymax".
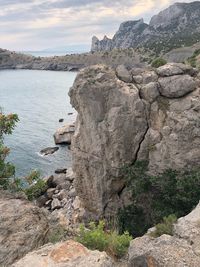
[{"xmin": 0, "ymin": 0, "xmax": 195, "ymax": 51}]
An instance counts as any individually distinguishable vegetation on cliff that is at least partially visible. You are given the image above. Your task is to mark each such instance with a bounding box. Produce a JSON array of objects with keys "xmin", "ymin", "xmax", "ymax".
[
  {"xmin": 77, "ymin": 220, "xmax": 132, "ymax": 258},
  {"xmin": 0, "ymin": 110, "xmax": 47, "ymax": 199},
  {"xmin": 118, "ymin": 161, "xmax": 200, "ymax": 237}
]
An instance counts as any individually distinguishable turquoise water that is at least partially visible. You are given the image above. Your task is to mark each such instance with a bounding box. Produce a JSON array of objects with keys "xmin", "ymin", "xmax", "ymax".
[{"xmin": 0, "ymin": 70, "xmax": 77, "ymax": 177}]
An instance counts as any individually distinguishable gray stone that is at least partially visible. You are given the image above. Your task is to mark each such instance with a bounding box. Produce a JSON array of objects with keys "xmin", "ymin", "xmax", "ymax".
[
  {"xmin": 51, "ymin": 198, "xmax": 62, "ymax": 210},
  {"xmin": 54, "ymin": 124, "xmax": 75, "ymax": 145},
  {"xmin": 116, "ymin": 65, "xmax": 132, "ymax": 83},
  {"xmin": 140, "ymin": 82, "xmax": 160, "ymax": 103},
  {"xmin": 40, "ymin": 147, "xmax": 59, "ymax": 156},
  {"xmin": 0, "ymin": 190, "xmax": 49, "ymax": 266},
  {"xmin": 158, "ymin": 74, "xmax": 196, "ymax": 98}
]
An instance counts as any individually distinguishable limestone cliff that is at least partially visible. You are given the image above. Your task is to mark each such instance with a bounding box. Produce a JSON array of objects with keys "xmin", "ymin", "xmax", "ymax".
[
  {"xmin": 69, "ymin": 63, "xmax": 200, "ymax": 218},
  {"xmin": 91, "ymin": 1, "xmax": 200, "ymax": 54}
]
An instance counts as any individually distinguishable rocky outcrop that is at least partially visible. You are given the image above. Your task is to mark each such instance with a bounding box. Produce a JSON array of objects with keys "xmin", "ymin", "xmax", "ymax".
[
  {"xmin": 91, "ymin": 2, "xmax": 200, "ymax": 54},
  {"xmin": 69, "ymin": 63, "xmax": 200, "ymax": 219},
  {"xmin": 54, "ymin": 124, "xmax": 75, "ymax": 145},
  {"xmin": 12, "ymin": 240, "xmax": 115, "ymax": 267},
  {"xmin": 40, "ymin": 147, "xmax": 59, "ymax": 156},
  {"xmin": 128, "ymin": 202, "xmax": 200, "ymax": 267},
  {"xmin": 0, "ymin": 190, "xmax": 49, "ymax": 266}
]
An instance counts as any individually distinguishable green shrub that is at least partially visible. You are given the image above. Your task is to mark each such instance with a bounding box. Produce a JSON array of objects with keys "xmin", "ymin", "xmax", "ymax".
[
  {"xmin": 77, "ymin": 220, "xmax": 132, "ymax": 258},
  {"xmin": 118, "ymin": 161, "xmax": 200, "ymax": 237},
  {"xmin": 151, "ymin": 57, "xmax": 167, "ymax": 68},
  {"xmin": 77, "ymin": 221, "xmax": 109, "ymax": 252},
  {"xmin": 108, "ymin": 231, "xmax": 132, "ymax": 258},
  {"xmin": 24, "ymin": 171, "xmax": 48, "ymax": 200},
  {"xmin": 48, "ymin": 226, "xmax": 68, "ymax": 244},
  {"xmin": 151, "ymin": 214, "xmax": 177, "ymax": 238},
  {"xmin": 187, "ymin": 49, "xmax": 200, "ymax": 67}
]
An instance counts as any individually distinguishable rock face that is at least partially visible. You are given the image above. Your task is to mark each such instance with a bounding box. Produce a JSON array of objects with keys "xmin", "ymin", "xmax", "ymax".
[
  {"xmin": 54, "ymin": 124, "xmax": 75, "ymax": 145},
  {"xmin": 69, "ymin": 63, "xmax": 200, "ymax": 218},
  {"xmin": 91, "ymin": 2, "xmax": 200, "ymax": 54},
  {"xmin": 0, "ymin": 190, "xmax": 49, "ymax": 266},
  {"xmin": 128, "ymin": 202, "xmax": 200, "ymax": 267},
  {"xmin": 70, "ymin": 65, "xmax": 148, "ymax": 217},
  {"xmin": 12, "ymin": 240, "xmax": 115, "ymax": 267}
]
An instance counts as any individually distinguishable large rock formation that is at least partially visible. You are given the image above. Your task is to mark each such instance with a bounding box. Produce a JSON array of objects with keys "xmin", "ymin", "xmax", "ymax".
[
  {"xmin": 12, "ymin": 240, "xmax": 115, "ymax": 267},
  {"xmin": 0, "ymin": 190, "xmax": 49, "ymax": 266},
  {"xmin": 69, "ymin": 63, "xmax": 200, "ymax": 218},
  {"xmin": 91, "ymin": 2, "xmax": 200, "ymax": 54},
  {"xmin": 128, "ymin": 202, "xmax": 200, "ymax": 267}
]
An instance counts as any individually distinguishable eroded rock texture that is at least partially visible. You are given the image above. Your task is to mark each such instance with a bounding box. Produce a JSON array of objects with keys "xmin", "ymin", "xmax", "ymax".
[
  {"xmin": 12, "ymin": 240, "xmax": 115, "ymax": 267},
  {"xmin": 69, "ymin": 63, "xmax": 200, "ymax": 218},
  {"xmin": 0, "ymin": 190, "xmax": 49, "ymax": 266}
]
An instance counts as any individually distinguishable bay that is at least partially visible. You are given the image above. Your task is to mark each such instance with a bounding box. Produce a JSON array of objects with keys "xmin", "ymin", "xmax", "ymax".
[{"xmin": 0, "ymin": 69, "xmax": 77, "ymax": 177}]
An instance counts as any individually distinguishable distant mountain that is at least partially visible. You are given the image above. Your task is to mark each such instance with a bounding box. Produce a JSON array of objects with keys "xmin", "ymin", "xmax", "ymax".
[{"xmin": 91, "ymin": 1, "xmax": 200, "ymax": 54}]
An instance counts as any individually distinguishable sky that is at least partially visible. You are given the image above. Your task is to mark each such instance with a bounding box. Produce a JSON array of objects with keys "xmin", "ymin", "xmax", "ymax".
[{"xmin": 0, "ymin": 0, "xmax": 195, "ymax": 52}]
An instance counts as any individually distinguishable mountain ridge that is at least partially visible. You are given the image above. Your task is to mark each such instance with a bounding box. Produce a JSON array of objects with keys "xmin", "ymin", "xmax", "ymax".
[{"xmin": 91, "ymin": 1, "xmax": 200, "ymax": 54}]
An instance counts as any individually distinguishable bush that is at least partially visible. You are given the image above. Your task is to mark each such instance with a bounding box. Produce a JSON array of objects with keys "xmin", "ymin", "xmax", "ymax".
[
  {"xmin": 187, "ymin": 49, "xmax": 200, "ymax": 67},
  {"xmin": 77, "ymin": 221, "xmax": 109, "ymax": 252},
  {"xmin": 0, "ymin": 112, "xmax": 19, "ymax": 189},
  {"xmin": 48, "ymin": 225, "xmax": 69, "ymax": 244},
  {"xmin": 108, "ymin": 231, "xmax": 132, "ymax": 258},
  {"xmin": 77, "ymin": 221, "xmax": 132, "ymax": 258},
  {"xmin": 151, "ymin": 57, "xmax": 167, "ymax": 68},
  {"xmin": 151, "ymin": 214, "xmax": 177, "ymax": 238},
  {"xmin": 0, "ymin": 111, "xmax": 47, "ymax": 200},
  {"xmin": 118, "ymin": 161, "xmax": 200, "ymax": 237}
]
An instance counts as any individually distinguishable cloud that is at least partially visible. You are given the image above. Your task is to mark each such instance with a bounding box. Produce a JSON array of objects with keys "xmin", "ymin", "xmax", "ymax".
[{"xmin": 0, "ymin": 0, "xmax": 195, "ymax": 51}]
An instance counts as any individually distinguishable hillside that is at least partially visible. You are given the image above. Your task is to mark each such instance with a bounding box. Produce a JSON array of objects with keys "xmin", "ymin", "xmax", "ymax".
[{"xmin": 92, "ymin": 1, "xmax": 200, "ymax": 55}]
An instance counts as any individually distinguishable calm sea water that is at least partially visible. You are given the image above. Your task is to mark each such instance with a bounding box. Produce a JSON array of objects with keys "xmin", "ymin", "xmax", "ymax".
[{"xmin": 0, "ymin": 70, "xmax": 77, "ymax": 177}]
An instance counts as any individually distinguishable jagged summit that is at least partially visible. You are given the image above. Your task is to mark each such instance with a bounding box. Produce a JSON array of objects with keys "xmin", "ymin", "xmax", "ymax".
[{"xmin": 91, "ymin": 1, "xmax": 200, "ymax": 54}]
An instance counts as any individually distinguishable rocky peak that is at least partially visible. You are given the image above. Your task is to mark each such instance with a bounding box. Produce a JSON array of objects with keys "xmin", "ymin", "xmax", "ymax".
[
  {"xmin": 91, "ymin": 1, "xmax": 200, "ymax": 54},
  {"xmin": 150, "ymin": 1, "xmax": 200, "ymax": 30}
]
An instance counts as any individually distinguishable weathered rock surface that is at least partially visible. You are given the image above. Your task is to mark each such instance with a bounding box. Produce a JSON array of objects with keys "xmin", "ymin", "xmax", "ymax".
[
  {"xmin": 69, "ymin": 62, "xmax": 200, "ymax": 218},
  {"xmin": 69, "ymin": 65, "xmax": 148, "ymax": 216},
  {"xmin": 54, "ymin": 124, "xmax": 75, "ymax": 145},
  {"xmin": 12, "ymin": 240, "xmax": 115, "ymax": 267},
  {"xmin": 0, "ymin": 190, "xmax": 49, "ymax": 266},
  {"xmin": 128, "ymin": 202, "xmax": 200, "ymax": 267}
]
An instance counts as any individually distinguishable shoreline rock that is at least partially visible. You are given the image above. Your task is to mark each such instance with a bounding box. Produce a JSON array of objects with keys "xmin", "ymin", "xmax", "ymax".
[
  {"xmin": 54, "ymin": 123, "xmax": 75, "ymax": 145},
  {"xmin": 40, "ymin": 147, "xmax": 59, "ymax": 156}
]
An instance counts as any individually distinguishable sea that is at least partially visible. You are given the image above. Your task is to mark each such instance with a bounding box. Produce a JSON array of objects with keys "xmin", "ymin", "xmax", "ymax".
[{"xmin": 0, "ymin": 69, "xmax": 77, "ymax": 177}]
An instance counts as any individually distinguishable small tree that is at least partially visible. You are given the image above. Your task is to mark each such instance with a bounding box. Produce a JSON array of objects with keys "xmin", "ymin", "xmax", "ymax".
[{"xmin": 0, "ymin": 112, "xmax": 19, "ymax": 189}]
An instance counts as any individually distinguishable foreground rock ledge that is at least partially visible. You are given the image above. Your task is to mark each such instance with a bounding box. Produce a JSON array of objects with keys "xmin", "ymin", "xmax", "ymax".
[
  {"xmin": 12, "ymin": 240, "xmax": 115, "ymax": 267},
  {"xmin": 128, "ymin": 202, "xmax": 200, "ymax": 267},
  {"xmin": 0, "ymin": 190, "xmax": 49, "ymax": 266},
  {"xmin": 69, "ymin": 63, "xmax": 200, "ymax": 218}
]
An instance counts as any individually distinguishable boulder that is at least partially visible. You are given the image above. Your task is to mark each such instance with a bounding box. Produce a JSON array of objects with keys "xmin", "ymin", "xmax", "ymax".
[
  {"xmin": 12, "ymin": 240, "xmax": 115, "ymax": 267},
  {"xmin": 54, "ymin": 124, "xmax": 75, "ymax": 145},
  {"xmin": 55, "ymin": 168, "xmax": 67, "ymax": 174},
  {"xmin": 40, "ymin": 147, "xmax": 59, "ymax": 156},
  {"xmin": 158, "ymin": 74, "xmax": 196, "ymax": 98},
  {"xmin": 116, "ymin": 65, "xmax": 132, "ymax": 83},
  {"xmin": 156, "ymin": 62, "xmax": 197, "ymax": 77},
  {"xmin": 0, "ymin": 190, "xmax": 49, "ymax": 266}
]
